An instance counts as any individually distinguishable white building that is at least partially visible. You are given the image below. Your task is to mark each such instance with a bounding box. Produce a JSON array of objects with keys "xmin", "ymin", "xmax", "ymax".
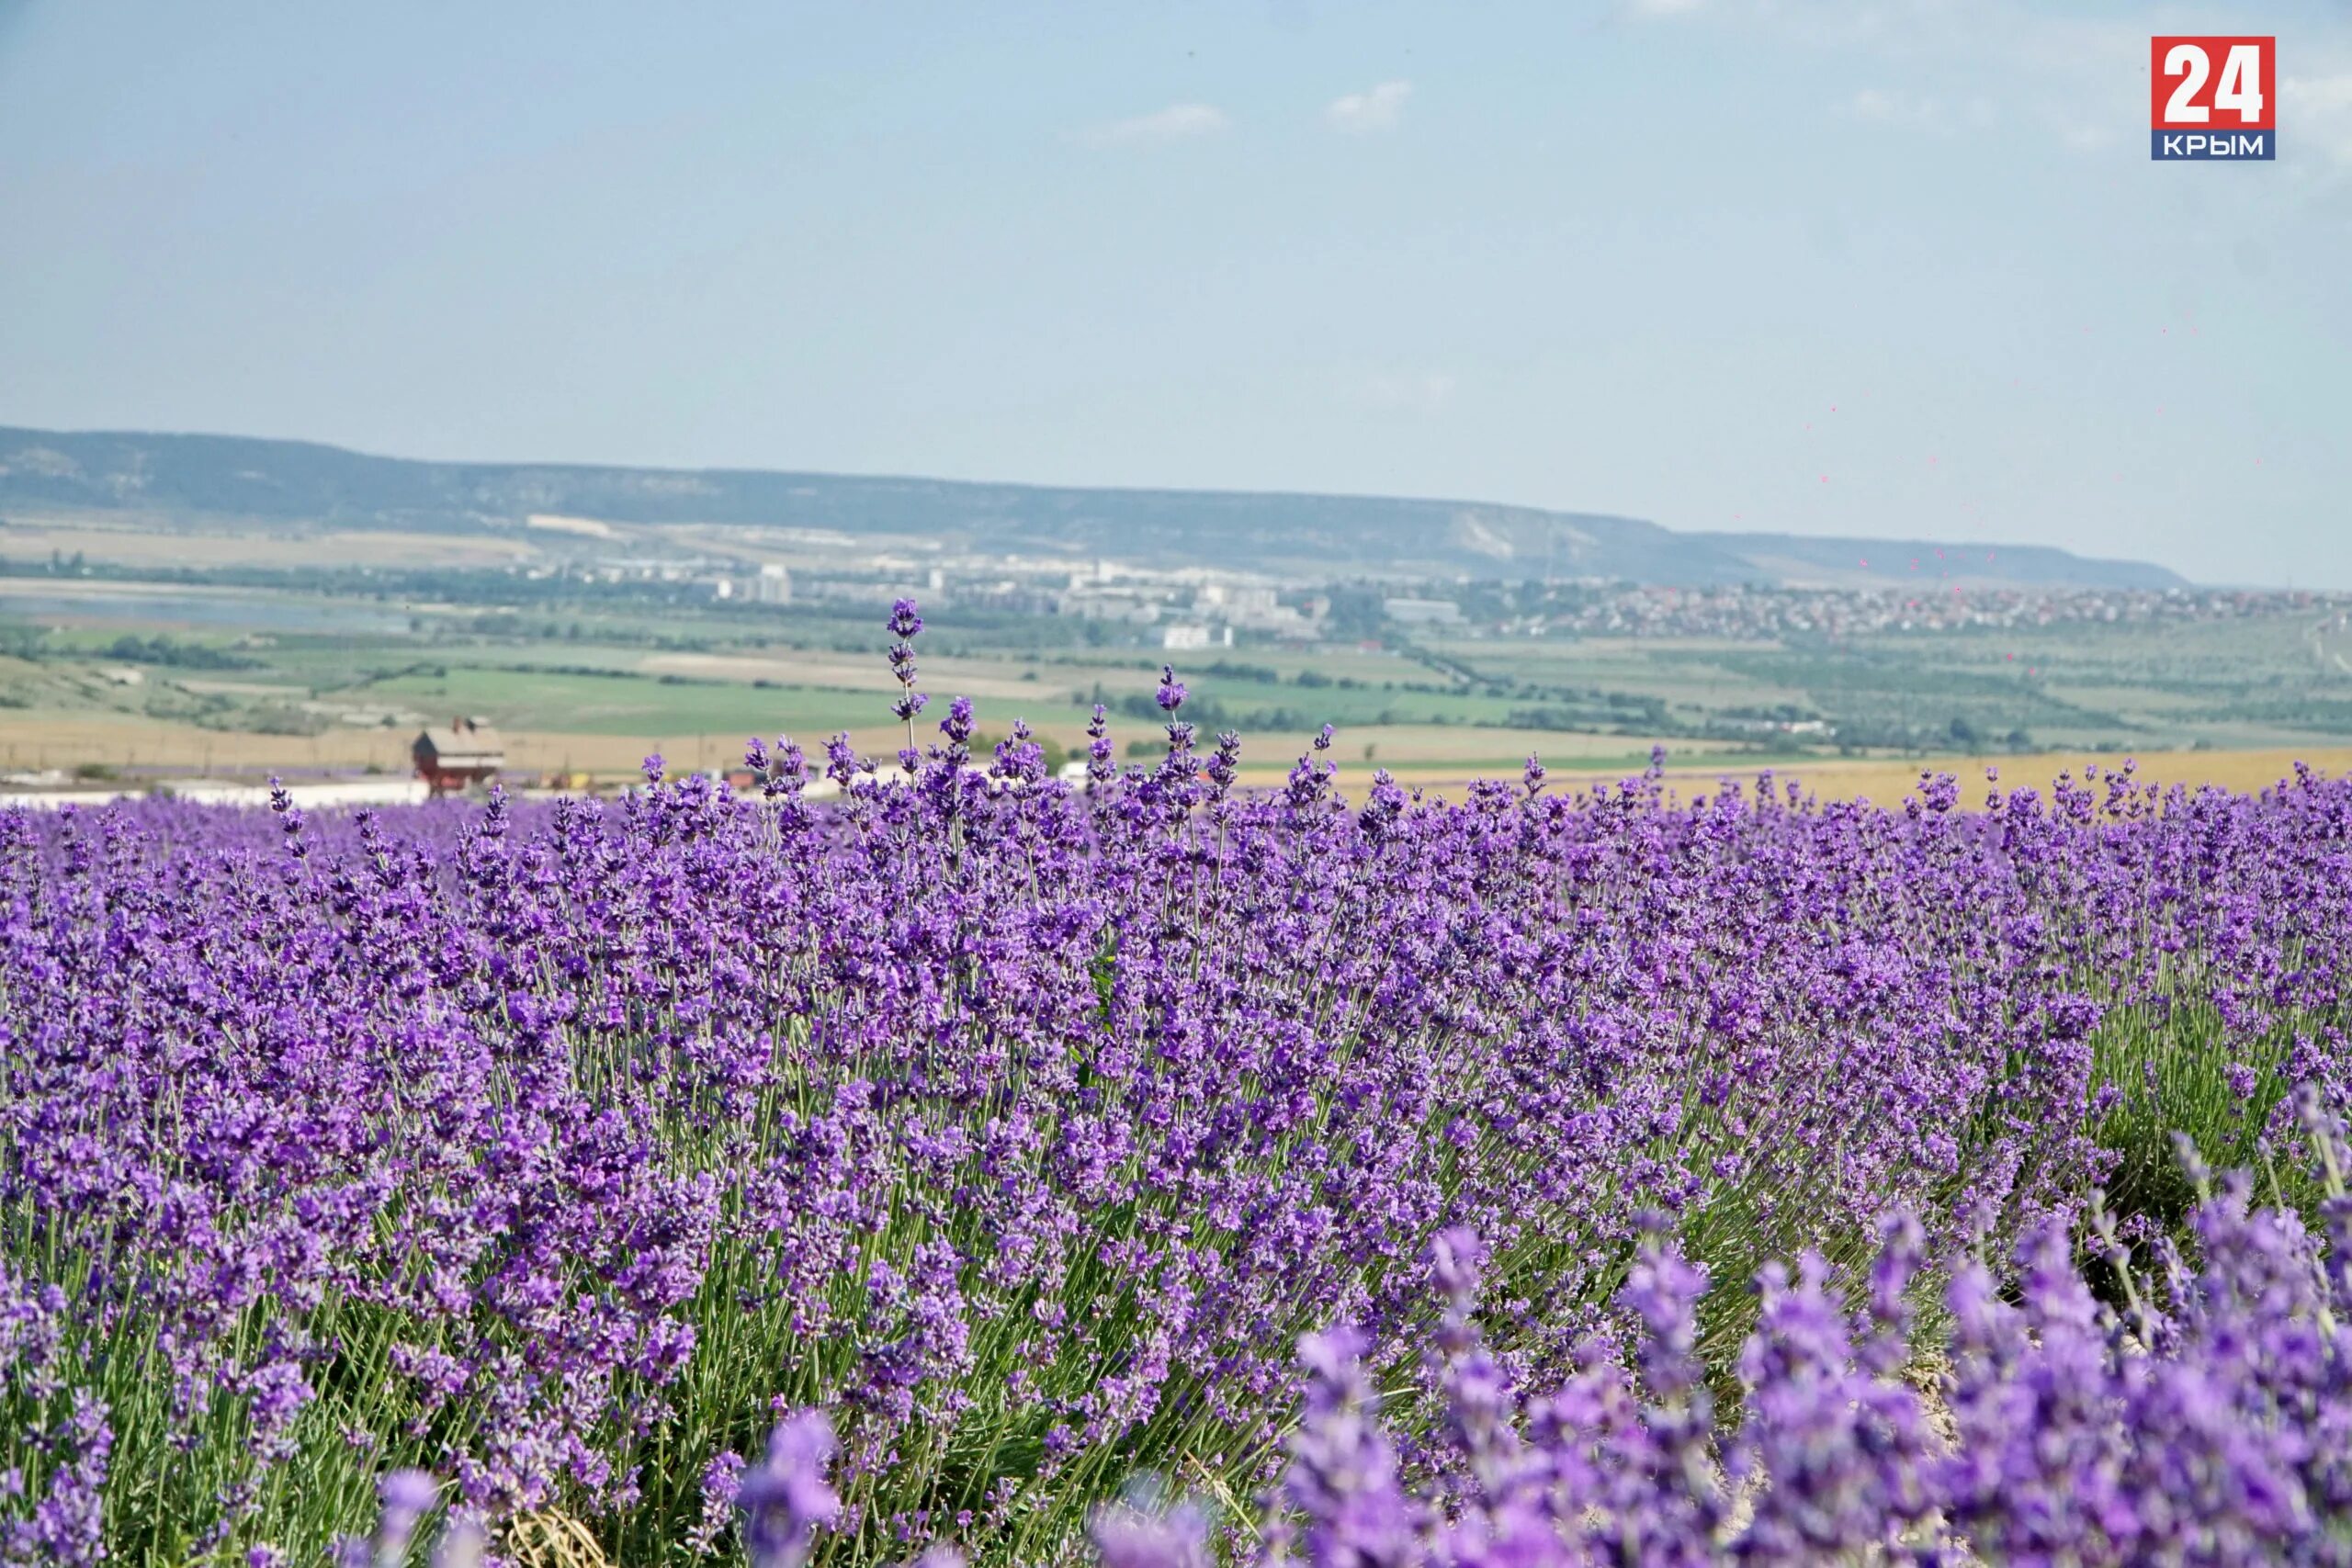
[
  {"xmin": 1384, "ymin": 597, "xmax": 1464, "ymax": 626},
  {"xmin": 1199, "ymin": 583, "xmax": 1279, "ymax": 615},
  {"xmin": 1060, "ymin": 590, "xmax": 1163, "ymax": 624}
]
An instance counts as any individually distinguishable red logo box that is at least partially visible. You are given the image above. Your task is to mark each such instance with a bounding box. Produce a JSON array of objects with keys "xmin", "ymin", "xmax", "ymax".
[{"xmin": 2151, "ymin": 37, "xmax": 2275, "ymax": 130}]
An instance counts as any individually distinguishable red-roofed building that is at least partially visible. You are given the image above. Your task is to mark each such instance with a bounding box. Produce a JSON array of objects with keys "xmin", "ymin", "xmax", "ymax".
[{"xmin": 413, "ymin": 717, "xmax": 504, "ymax": 795}]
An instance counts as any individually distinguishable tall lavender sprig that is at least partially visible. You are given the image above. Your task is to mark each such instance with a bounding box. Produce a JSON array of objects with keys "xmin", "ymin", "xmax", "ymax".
[{"xmin": 888, "ymin": 597, "xmax": 928, "ymax": 758}]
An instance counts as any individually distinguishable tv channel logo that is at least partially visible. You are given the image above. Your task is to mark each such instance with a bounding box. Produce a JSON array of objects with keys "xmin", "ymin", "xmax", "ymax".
[{"xmin": 2151, "ymin": 37, "xmax": 2276, "ymax": 161}]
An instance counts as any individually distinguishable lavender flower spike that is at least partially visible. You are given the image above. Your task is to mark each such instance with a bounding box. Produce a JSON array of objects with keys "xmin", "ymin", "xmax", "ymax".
[{"xmin": 739, "ymin": 1412, "xmax": 842, "ymax": 1568}]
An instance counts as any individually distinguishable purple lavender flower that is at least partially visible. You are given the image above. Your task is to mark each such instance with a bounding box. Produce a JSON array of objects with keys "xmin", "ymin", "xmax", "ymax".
[
  {"xmin": 739, "ymin": 1413, "xmax": 842, "ymax": 1568},
  {"xmin": 1283, "ymin": 1327, "xmax": 1421, "ymax": 1567},
  {"xmin": 888, "ymin": 599, "xmax": 928, "ymax": 736},
  {"xmin": 688, "ymin": 1450, "xmax": 748, "ymax": 1558},
  {"xmin": 823, "ymin": 731, "xmax": 860, "ymax": 786},
  {"xmin": 1086, "ymin": 703, "xmax": 1116, "ymax": 789},
  {"xmin": 1205, "ymin": 730, "xmax": 1241, "ymax": 798},
  {"xmin": 991, "ymin": 718, "xmax": 1046, "ymax": 785},
  {"xmin": 755, "ymin": 736, "xmax": 808, "ymax": 801},
  {"xmin": 1090, "ymin": 1496, "xmax": 1211, "ymax": 1568},
  {"xmin": 1, "ymin": 1390, "xmax": 109, "ymax": 1568},
  {"xmin": 374, "ymin": 1470, "xmax": 438, "ymax": 1563},
  {"xmin": 941, "ymin": 695, "xmax": 976, "ymax": 752}
]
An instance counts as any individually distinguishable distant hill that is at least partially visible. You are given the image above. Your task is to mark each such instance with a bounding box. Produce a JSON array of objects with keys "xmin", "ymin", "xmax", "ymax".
[{"xmin": 0, "ymin": 426, "xmax": 2192, "ymax": 590}]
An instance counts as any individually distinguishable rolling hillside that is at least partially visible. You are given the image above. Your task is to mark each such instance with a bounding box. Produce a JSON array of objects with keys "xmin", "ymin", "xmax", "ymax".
[{"xmin": 0, "ymin": 426, "xmax": 2190, "ymax": 590}]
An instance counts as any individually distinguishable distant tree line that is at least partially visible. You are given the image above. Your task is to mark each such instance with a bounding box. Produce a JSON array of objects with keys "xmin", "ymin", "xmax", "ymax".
[{"xmin": 103, "ymin": 636, "xmax": 261, "ymax": 671}]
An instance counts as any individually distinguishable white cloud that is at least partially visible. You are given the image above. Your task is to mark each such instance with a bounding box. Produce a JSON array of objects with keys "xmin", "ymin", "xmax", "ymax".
[
  {"xmin": 1080, "ymin": 103, "xmax": 1229, "ymax": 147},
  {"xmin": 1324, "ymin": 81, "xmax": 1412, "ymax": 134},
  {"xmin": 1361, "ymin": 370, "xmax": 1457, "ymax": 414},
  {"xmin": 2052, "ymin": 117, "xmax": 2115, "ymax": 152},
  {"xmin": 1848, "ymin": 86, "xmax": 1927, "ymax": 125},
  {"xmin": 1629, "ymin": 0, "xmax": 1705, "ymax": 16}
]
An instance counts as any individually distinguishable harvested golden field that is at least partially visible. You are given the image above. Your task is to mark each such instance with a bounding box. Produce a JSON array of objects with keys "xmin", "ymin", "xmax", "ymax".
[
  {"xmin": 1257, "ymin": 745, "xmax": 2352, "ymax": 805},
  {"xmin": 1692, "ymin": 747, "xmax": 2352, "ymax": 807}
]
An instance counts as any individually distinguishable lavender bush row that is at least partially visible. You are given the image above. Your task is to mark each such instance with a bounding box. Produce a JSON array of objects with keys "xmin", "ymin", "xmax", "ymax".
[
  {"xmin": 4, "ymin": 601, "xmax": 2349, "ymax": 1562},
  {"xmin": 749, "ymin": 1122, "xmax": 2352, "ymax": 1568}
]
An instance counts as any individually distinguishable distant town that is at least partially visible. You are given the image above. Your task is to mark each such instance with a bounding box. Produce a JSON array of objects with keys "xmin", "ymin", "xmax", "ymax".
[{"xmin": 520, "ymin": 547, "xmax": 2352, "ymax": 656}]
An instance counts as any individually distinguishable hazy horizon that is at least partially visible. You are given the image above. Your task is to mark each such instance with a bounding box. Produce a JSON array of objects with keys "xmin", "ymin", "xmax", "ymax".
[
  {"xmin": 0, "ymin": 417, "xmax": 2233, "ymax": 588},
  {"xmin": 3, "ymin": 1, "xmax": 2348, "ymax": 586}
]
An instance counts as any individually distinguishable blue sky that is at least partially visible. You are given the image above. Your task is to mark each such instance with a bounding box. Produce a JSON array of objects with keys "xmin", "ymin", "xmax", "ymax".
[{"xmin": 2, "ymin": 0, "xmax": 2347, "ymax": 586}]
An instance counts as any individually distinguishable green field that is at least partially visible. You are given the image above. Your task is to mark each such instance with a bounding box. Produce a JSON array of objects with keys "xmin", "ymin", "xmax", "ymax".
[{"xmin": 4, "ymin": 572, "xmax": 2348, "ymax": 784}]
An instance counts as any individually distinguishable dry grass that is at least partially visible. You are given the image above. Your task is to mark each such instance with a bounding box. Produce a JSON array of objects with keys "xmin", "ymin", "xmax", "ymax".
[{"xmin": 499, "ymin": 1510, "xmax": 614, "ymax": 1568}]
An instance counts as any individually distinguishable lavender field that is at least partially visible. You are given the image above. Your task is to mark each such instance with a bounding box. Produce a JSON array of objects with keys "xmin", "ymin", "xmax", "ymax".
[{"xmin": 6, "ymin": 607, "xmax": 2352, "ymax": 1566}]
